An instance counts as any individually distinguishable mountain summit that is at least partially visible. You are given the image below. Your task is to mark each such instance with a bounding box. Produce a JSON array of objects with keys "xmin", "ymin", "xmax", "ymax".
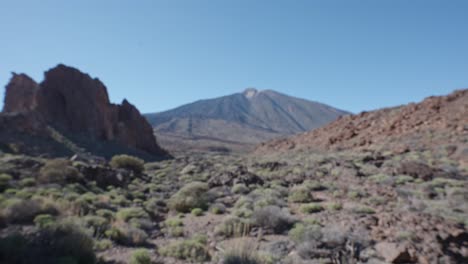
[{"xmin": 145, "ymin": 89, "xmax": 349, "ymax": 152}]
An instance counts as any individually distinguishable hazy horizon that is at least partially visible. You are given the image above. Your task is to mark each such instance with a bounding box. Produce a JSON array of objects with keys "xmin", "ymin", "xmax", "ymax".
[{"xmin": 1, "ymin": 0, "xmax": 467, "ymax": 114}]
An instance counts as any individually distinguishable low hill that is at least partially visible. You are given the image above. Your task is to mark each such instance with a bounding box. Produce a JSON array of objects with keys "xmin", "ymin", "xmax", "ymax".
[{"xmin": 256, "ymin": 89, "xmax": 468, "ymax": 164}]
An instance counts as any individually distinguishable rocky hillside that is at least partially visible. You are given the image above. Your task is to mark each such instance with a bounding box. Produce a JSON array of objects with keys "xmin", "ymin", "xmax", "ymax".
[
  {"xmin": 256, "ymin": 89, "xmax": 468, "ymax": 164},
  {"xmin": 145, "ymin": 88, "xmax": 348, "ymax": 153},
  {"xmin": 0, "ymin": 64, "xmax": 169, "ymax": 160}
]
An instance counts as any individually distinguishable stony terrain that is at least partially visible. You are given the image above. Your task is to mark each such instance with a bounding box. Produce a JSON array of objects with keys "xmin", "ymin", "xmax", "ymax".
[
  {"xmin": 145, "ymin": 88, "xmax": 348, "ymax": 153},
  {"xmin": 0, "ymin": 147, "xmax": 466, "ymax": 264}
]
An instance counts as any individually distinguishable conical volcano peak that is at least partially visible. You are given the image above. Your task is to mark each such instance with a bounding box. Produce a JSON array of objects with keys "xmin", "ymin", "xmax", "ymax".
[{"xmin": 243, "ymin": 88, "xmax": 259, "ymax": 99}]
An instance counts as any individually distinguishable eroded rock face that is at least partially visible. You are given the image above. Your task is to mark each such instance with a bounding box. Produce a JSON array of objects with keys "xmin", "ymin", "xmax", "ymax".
[
  {"xmin": 2, "ymin": 64, "xmax": 168, "ymax": 158},
  {"xmin": 3, "ymin": 74, "xmax": 39, "ymax": 113}
]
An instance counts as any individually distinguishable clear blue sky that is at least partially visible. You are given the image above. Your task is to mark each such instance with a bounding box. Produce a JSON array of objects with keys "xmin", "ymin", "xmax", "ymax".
[{"xmin": 1, "ymin": 0, "xmax": 467, "ymax": 114}]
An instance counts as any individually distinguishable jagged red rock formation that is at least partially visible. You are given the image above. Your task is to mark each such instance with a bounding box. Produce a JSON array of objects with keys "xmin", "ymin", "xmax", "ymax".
[
  {"xmin": 1, "ymin": 64, "xmax": 168, "ymax": 159},
  {"xmin": 256, "ymin": 89, "xmax": 468, "ymax": 163}
]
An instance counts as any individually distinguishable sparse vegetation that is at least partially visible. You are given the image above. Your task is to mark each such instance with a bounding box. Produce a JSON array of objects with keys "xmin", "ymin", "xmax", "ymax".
[
  {"xmin": 300, "ymin": 203, "xmax": 324, "ymax": 214},
  {"xmin": 130, "ymin": 249, "xmax": 152, "ymax": 264},
  {"xmin": 288, "ymin": 185, "xmax": 314, "ymax": 203},
  {"xmin": 110, "ymin": 154, "xmax": 145, "ymax": 174},
  {"xmin": 38, "ymin": 159, "xmax": 83, "ymax": 184},
  {"xmin": 159, "ymin": 234, "xmax": 210, "ymax": 262},
  {"xmin": 252, "ymin": 205, "xmax": 296, "ymax": 234},
  {"xmin": 168, "ymin": 182, "xmax": 210, "ymax": 213}
]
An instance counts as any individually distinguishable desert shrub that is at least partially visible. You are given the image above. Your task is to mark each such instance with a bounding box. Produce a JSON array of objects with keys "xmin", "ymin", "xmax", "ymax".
[
  {"xmin": 327, "ymin": 202, "xmax": 343, "ymax": 211},
  {"xmin": 110, "ymin": 155, "xmax": 144, "ymax": 174},
  {"xmin": 163, "ymin": 217, "xmax": 184, "ymax": 237},
  {"xmin": 395, "ymin": 175, "xmax": 414, "ymax": 185},
  {"xmin": 116, "ymin": 207, "xmax": 150, "ymax": 222},
  {"xmin": 130, "ymin": 249, "xmax": 151, "ymax": 264},
  {"xmin": 210, "ymin": 203, "xmax": 227, "ymax": 214},
  {"xmin": 96, "ymin": 209, "xmax": 115, "ymax": 220},
  {"xmin": 168, "ymin": 182, "xmax": 210, "ymax": 213},
  {"xmin": 252, "ymin": 206, "xmax": 296, "ymax": 234},
  {"xmin": 215, "ymin": 216, "xmax": 252, "ymax": 237},
  {"xmin": 107, "ymin": 224, "xmax": 148, "ymax": 246},
  {"xmin": 235, "ymin": 196, "xmax": 254, "ymax": 210},
  {"xmin": 94, "ymin": 239, "xmax": 113, "ymax": 252},
  {"xmin": 38, "ymin": 159, "xmax": 83, "ymax": 184},
  {"xmin": 0, "ymin": 173, "xmax": 12, "ymax": 191},
  {"xmin": 233, "ymin": 207, "xmax": 254, "ymax": 218},
  {"xmin": 352, "ymin": 206, "xmax": 375, "ymax": 215},
  {"xmin": 368, "ymin": 174, "xmax": 393, "ymax": 184},
  {"xmin": 300, "ymin": 203, "xmax": 324, "ymax": 214},
  {"xmin": 223, "ymin": 239, "xmax": 263, "ymax": 264},
  {"xmin": 0, "ymin": 221, "xmax": 96, "ymax": 264},
  {"xmin": 303, "ymin": 180, "xmax": 327, "ymax": 191},
  {"xmin": 34, "ymin": 214, "xmax": 55, "ymax": 228},
  {"xmin": 288, "ymin": 223, "xmax": 322, "ymax": 243},
  {"xmin": 159, "ymin": 234, "xmax": 210, "ymax": 262},
  {"xmin": 1, "ymin": 198, "xmax": 58, "ymax": 224},
  {"xmin": 232, "ymin": 184, "xmax": 249, "ymax": 194},
  {"xmin": 288, "ymin": 185, "xmax": 314, "ymax": 203},
  {"xmin": 83, "ymin": 215, "xmax": 109, "ymax": 237},
  {"xmin": 191, "ymin": 208, "xmax": 204, "ymax": 216},
  {"xmin": 249, "ymin": 188, "xmax": 285, "ymax": 209},
  {"xmin": 19, "ymin": 177, "xmax": 36, "ymax": 187},
  {"xmin": 143, "ymin": 198, "xmax": 166, "ymax": 218}
]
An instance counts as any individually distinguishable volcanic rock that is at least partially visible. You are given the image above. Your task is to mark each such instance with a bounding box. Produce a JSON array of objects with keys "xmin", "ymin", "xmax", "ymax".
[{"xmin": 1, "ymin": 64, "xmax": 169, "ymax": 159}]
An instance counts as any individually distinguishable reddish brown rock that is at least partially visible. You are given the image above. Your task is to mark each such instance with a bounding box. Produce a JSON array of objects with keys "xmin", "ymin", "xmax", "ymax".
[
  {"xmin": 255, "ymin": 89, "xmax": 468, "ymax": 164},
  {"xmin": 3, "ymin": 73, "xmax": 39, "ymax": 113},
  {"xmin": 1, "ymin": 64, "xmax": 169, "ymax": 159}
]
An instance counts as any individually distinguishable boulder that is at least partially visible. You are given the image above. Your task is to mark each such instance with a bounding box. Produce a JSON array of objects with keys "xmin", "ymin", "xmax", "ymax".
[{"xmin": 375, "ymin": 242, "xmax": 414, "ymax": 263}]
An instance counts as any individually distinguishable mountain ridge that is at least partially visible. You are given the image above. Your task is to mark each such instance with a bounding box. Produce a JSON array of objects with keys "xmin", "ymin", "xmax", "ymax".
[{"xmin": 145, "ymin": 88, "xmax": 349, "ymax": 152}]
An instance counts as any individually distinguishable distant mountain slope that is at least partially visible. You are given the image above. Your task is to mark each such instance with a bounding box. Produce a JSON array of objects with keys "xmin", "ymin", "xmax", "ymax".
[
  {"xmin": 255, "ymin": 89, "xmax": 468, "ymax": 164},
  {"xmin": 145, "ymin": 89, "xmax": 349, "ymax": 152}
]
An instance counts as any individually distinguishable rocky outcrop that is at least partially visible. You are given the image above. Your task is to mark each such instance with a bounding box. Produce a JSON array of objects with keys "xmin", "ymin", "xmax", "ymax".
[
  {"xmin": 3, "ymin": 74, "xmax": 38, "ymax": 113},
  {"xmin": 1, "ymin": 64, "xmax": 169, "ymax": 159}
]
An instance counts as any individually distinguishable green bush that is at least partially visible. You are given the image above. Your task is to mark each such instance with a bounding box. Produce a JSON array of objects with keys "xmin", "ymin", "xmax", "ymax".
[
  {"xmin": 130, "ymin": 249, "xmax": 152, "ymax": 264},
  {"xmin": 106, "ymin": 224, "xmax": 148, "ymax": 246},
  {"xmin": 159, "ymin": 235, "xmax": 210, "ymax": 262},
  {"xmin": 288, "ymin": 223, "xmax": 322, "ymax": 243},
  {"xmin": 0, "ymin": 221, "xmax": 96, "ymax": 264},
  {"xmin": 252, "ymin": 206, "xmax": 296, "ymax": 234},
  {"xmin": 110, "ymin": 155, "xmax": 145, "ymax": 174},
  {"xmin": 215, "ymin": 216, "xmax": 252, "ymax": 237},
  {"xmin": 222, "ymin": 240, "xmax": 263, "ymax": 264},
  {"xmin": 232, "ymin": 184, "xmax": 249, "ymax": 194},
  {"xmin": 327, "ymin": 202, "xmax": 343, "ymax": 211},
  {"xmin": 94, "ymin": 239, "xmax": 113, "ymax": 252},
  {"xmin": 352, "ymin": 206, "xmax": 375, "ymax": 215},
  {"xmin": 163, "ymin": 217, "xmax": 184, "ymax": 237},
  {"xmin": 288, "ymin": 185, "xmax": 314, "ymax": 203},
  {"xmin": 34, "ymin": 214, "xmax": 55, "ymax": 228},
  {"xmin": 168, "ymin": 182, "xmax": 210, "ymax": 213},
  {"xmin": 303, "ymin": 180, "xmax": 327, "ymax": 191},
  {"xmin": 0, "ymin": 173, "xmax": 12, "ymax": 191},
  {"xmin": 1, "ymin": 198, "xmax": 58, "ymax": 224},
  {"xmin": 191, "ymin": 208, "xmax": 204, "ymax": 216},
  {"xmin": 300, "ymin": 203, "xmax": 324, "ymax": 214},
  {"xmin": 19, "ymin": 177, "xmax": 36, "ymax": 187},
  {"xmin": 210, "ymin": 203, "xmax": 226, "ymax": 215},
  {"xmin": 83, "ymin": 216, "xmax": 109, "ymax": 237},
  {"xmin": 38, "ymin": 159, "xmax": 83, "ymax": 184},
  {"xmin": 116, "ymin": 207, "xmax": 150, "ymax": 222}
]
